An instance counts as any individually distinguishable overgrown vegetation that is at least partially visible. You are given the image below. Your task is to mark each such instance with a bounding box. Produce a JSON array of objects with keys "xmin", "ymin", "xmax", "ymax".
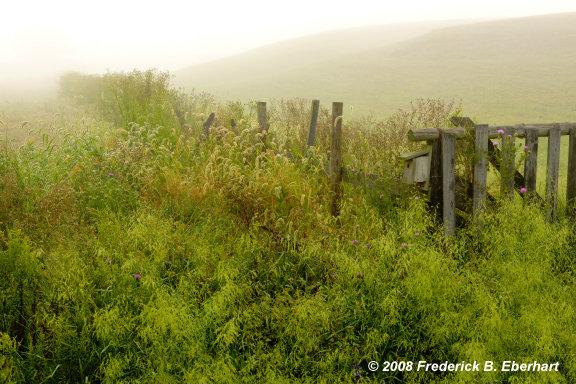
[{"xmin": 0, "ymin": 70, "xmax": 574, "ymax": 383}]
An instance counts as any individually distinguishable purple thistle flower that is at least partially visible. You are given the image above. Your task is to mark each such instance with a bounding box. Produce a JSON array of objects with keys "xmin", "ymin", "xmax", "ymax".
[
  {"xmin": 352, "ymin": 239, "xmax": 358, "ymax": 244},
  {"xmin": 507, "ymin": 134, "xmax": 512, "ymax": 138},
  {"xmin": 375, "ymin": 164, "xmax": 381, "ymax": 168},
  {"xmin": 353, "ymin": 363, "xmax": 362, "ymax": 382},
  {"xmin": 520, "ymin": 188, "xmax": 527, "ymax": 194},
  {"xmin": 108, "ymin": 173, "xmax": 114, "ymax": 177},
  {"xmin": 414, "ymin": 196, "xmax": 419, "ymax": 200},
  {"xmin": 497, "ymin": 129, "xmax": 504, "ymax": 134},
  {"xmin": 493, "ymin": 142, "xmax": 499, "ymax": 146},
  {"xmin": 415, "ymin": 232, "xmax": 420, "ymax": 237},
  {"xmin": 366, "ymin": 243, "xmax": 371, "ymax": 249},
  {"xmin": 524, "ymin": 145, "xmax": 529, "ymax": 150},
  {"xmin": 135, "ymin": 274, "xmax": 141, "ymax": 279},
  {"xmin": 401, "ymin": 242, "xmax": 407, "ymax": 248}
]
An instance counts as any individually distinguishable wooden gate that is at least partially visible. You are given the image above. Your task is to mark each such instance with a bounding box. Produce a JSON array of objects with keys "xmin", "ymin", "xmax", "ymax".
[{"xmin": 409, "ymin": 117, "xmax": 576, "ymax": 236}]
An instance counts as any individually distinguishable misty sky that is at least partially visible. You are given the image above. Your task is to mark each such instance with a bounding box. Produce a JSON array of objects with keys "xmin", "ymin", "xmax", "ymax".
[{"xmin": 2, "ymin": 0, "xmax": 575, "ymax": 90}]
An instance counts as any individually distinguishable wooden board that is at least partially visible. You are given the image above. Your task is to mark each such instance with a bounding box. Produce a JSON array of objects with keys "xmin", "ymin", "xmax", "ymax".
[
  {"xmin": 307, "ymin": 99, "xmax": 320, "ymax": 149},
  {"xmin": 567, "ymin": 128, "xmax": 576, "ymax": 217},
  {"xmin": 473, "ymin": 124, "xmax": 488, "ymax": 219},
  {"xmin": 524, "ymin": 128, "xmax": 539, "ymax": 194},
  {"xmin": 442, "ymin": 132, "xmax": 456, "ymax": 237},
  {"xmin": 546, "ymin": 125, "xmax": 561, "ymax": 221},
  {"xmin": 330, "ymin": 102, "xmax": 344, "ymax": 217}
]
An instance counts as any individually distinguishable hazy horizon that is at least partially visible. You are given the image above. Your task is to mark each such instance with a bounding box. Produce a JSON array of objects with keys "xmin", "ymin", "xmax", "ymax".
[{"xmin": 2, "ymin": 0, "xmax": 575, "ymax": 94}]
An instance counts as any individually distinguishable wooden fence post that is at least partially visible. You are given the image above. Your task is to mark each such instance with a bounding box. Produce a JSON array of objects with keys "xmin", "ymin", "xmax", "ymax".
[
  {"xmin": 501, "ymin": 127, "xmax": 515, "ymax": 201},
  {"xmin": 307, "ymin": 99, "xmax": 320, "ymax": 149},
  {"xmin": 330, "ymin": 102, "xmax": 344, "ymax": 217},
  {"xmin": 567, "ymin": 128, "xmax": 576, "ymax": 217},
  {"xmin": 428, "ymin": 135, "xmax": 443, "ymax": 223},
  {"xmin": 546, "ymin": 125, "xmax": 561, "ymax": 221},
  {"xmin": 442, "ymin": 131, "xmax": 456, "ymax": 237},
  {"xmin": 257, "ymin": 101, "xmax": 269, "ymax": 145},
  {"xmin": 473, "ymin": 124, "xmax": 488, "ymax": 220},
  {"xmin": 524, "ymin": 128, "xmax": 539, "ymax": 195},
  {"xmin": 201, "ymin": 112, "xmax": 215, "ymax": 141}
]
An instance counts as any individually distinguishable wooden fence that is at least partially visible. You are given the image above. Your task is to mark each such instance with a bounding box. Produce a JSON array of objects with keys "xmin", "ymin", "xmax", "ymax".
[
  {"xmin": 409, "ymin": 117, "xmax": 576, "ymax": 236},
  {"xmin": 200, "ymin": 100, "xmax": 410, "ymax": 219},
  {"xmin": 200, "ymin": 101, "xmax": 576, "ymax": 237}
]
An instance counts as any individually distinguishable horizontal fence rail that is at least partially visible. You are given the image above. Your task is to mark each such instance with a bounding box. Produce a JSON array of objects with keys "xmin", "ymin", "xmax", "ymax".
[{"xmin": 409, "ymin": 123, "xmax": 576, "ymax": 141}]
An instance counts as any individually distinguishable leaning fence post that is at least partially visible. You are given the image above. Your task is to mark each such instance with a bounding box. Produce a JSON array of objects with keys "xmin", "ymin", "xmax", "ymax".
[
  {"xmin": 442, "ymin": 131, "xmax": 456, "ymax": 237},
  {"xmin": 307, "ymin": 99, "xmax": 320, "ymax": 150},
  {"xmin": 330, "ymin": 102, "xmax": 344, "ymax": 217},
  {"xmin": 473, "ymin": 124, "xmax": 489, "ymax": 221},
  {"xmin": 546, "ymin": 125, "xmax": 561, "ymax": 221},
  {"xmin": 567, "ymin": 128, "xmax": 576, "ymax": 217},
  {"xmin": 200, "ymin": 112, "xmax": 215, "ymax": 141}
]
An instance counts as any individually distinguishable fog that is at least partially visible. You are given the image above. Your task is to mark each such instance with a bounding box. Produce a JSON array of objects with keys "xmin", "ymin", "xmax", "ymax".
[{"xmin": 2, "ymin": 0, "xmax": 575, "ymax": 95}]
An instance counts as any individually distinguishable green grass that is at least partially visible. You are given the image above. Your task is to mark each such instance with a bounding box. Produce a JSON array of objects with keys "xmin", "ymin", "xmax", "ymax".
[
  {"xmin": 0, "ymin": 72, "xmax": 575, "ymax": 383},
  {"xmin": 175, "ymin": 12, "xmax": 576, "ymax": 124}
]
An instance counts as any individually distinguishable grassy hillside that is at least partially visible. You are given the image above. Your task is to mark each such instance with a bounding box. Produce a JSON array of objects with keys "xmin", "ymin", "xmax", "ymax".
[
  {"xmin": 175, "ymin": 13, "xmax": 576, "ymax": 124},
  {"xmin": 173, "ymin": 20, "xmax": 476, "ymax": 98}
]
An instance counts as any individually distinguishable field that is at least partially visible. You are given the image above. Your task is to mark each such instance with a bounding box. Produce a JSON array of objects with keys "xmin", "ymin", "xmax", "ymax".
[
  {"xmin": 0, "ymin": 71, "xmax": 575, "ymax": 383},
  {"xmin": 175, "ymin": 13, "xmax": 576, "ymax": 124}
]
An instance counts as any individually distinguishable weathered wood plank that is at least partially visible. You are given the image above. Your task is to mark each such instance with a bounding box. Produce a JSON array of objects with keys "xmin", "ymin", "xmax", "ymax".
[
  {"xmin": 409, "ymin": 123, "xmax": 576, "ymax": 141},
  {"xmin": 256, "ymin": 102, "xmax": 269, "ymax": 132},
  {"xmin": 567, "ymin": 128, "xmax": 576, "ymax": 217},
  {"xmin": 442, "ymin": 132, "xmax": 456, "ymax": 237},
  {"xmin": 501, "ymin": 127, "xmax": 515, "ymax": 200},
  {"xmin": 330, "ymin": 102, "xmax": 344, "ymax": 217},
  {"xmin": 524, "ymin": 128, "xmax": 539, "ymax": 194},
  {"xmin": 451, "ymin": 116, "xmax": 475, "ymax": 128},
  {"xmin": 492, "ymin": 123, "xmax": 576, "ymax": 140},
  {"xmin": 256, "ymin": 101, "xmax": 269, "ymax": 147},
  {"xmin": 546, "ymin": 125, "xmax": 561, "ymax": 221},
  {"xmin": 307, "ymin": 99, "xmax": 320, "ymax": 149},
  {"xmin": 410, "ymin": 127, "xmax": 467, "ymax": 141},
  {"xmin": 473, "ymin": 124, "xmax": 488, "ymax": 219},
  {"xmin": 428, "ymin": 137, "xmax": 443, "ymax": 222}
]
